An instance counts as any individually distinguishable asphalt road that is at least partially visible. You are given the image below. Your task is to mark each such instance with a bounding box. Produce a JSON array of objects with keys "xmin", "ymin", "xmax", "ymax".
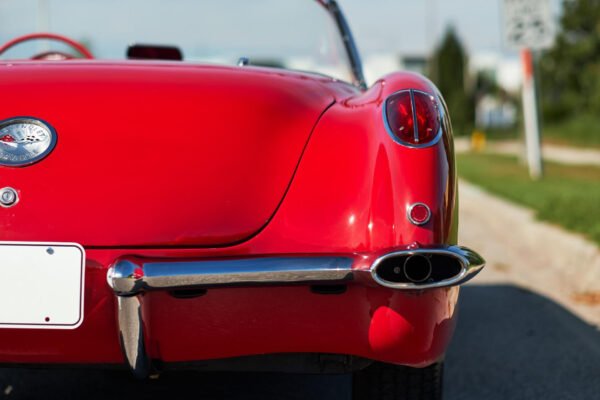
[{"xmin": 1, "ymin": 284, "xmax": 600, "ymax": 399}]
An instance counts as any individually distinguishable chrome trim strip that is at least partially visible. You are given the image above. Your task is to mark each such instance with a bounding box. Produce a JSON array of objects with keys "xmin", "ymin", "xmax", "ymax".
[
  {"xmin": 409, "ymin": 89, "xmax": 419, "ymax": 143},
  {"xmin": 108, "ymin": 257, "xmax": 354, "ymax": 296},
  {"xmin": 382, "ymin": 89, "xmax": 445, "ymax": 149},
  {"xmin": 317, "ymin": 0, "xmax": 367, "ymax": 89},
  {"xmin": 370, "ymin": 246, "xmax": 485, "ymax": 290},
  {"xmin": 117, "ymin": 295, "xmax": 150, "ymax": 379}
]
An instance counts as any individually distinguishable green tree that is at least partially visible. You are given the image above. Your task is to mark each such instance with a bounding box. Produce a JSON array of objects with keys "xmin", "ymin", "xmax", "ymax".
[
  {"xmin": 429, "ymin": 26, "xmax": 474, "ymax": 135},
  {"xmin": 539, "ymin": 0, "xmax": 600, "ymax": 121}
]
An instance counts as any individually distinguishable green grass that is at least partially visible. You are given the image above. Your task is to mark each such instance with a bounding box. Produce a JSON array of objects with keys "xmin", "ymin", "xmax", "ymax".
[
  {"xmin": 542, "ymin": 114, "xmax": 600, "ymax": 149},
  {"xmin": 457, "ymin": 114, "xmax": 600, "ymax": 149},
  {"xmin": 457, "ymin": 153, "xmax": 600, "ymax": 245}
]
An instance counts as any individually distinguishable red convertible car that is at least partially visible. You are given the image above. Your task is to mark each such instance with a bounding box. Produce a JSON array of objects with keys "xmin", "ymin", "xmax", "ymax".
[{"xmin": 0, "ymin": 0, "xmax": 484, "ymax": 398}]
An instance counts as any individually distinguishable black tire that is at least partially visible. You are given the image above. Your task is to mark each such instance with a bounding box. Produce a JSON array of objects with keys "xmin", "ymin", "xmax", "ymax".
[{"xmin": 352, "ymin": 361, "xmax": 443, "ymax": 400}]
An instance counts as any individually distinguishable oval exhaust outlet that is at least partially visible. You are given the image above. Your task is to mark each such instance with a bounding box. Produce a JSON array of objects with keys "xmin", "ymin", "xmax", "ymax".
[{"xmin": 369, "ymin": 246, "xmax": 485, "ymax": 290}]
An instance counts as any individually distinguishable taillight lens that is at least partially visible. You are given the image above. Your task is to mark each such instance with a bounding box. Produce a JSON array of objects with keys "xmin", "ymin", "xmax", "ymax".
[
  {"xmin": 385, "ymin": 91, "xmax": 414, "ymax": 144},
  {"xmin": 385, "ymin": 90, "xmax": 441, "ymax": 146},
  {"xmin": 413, "ymin": 91, "xmax": 441, "ymax": 143}
]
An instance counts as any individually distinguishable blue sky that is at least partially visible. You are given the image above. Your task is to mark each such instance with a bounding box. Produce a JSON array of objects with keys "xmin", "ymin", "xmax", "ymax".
[
  {"xmin": 0, "ymin": 0, "xmax": 562, "ymax": 58},
  {"xmin": 342, "ymin": 0, "xmax": 562, "ymax": 56}
]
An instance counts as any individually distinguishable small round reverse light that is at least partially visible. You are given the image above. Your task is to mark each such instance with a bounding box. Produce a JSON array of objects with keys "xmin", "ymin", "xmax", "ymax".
[{"xmin": 407, "ymin": 203, "xmax": 431, "ymax": 226}]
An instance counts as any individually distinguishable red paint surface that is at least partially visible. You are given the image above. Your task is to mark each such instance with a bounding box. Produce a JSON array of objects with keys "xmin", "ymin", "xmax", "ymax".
[
  {"xmin": 0, "ymin": 62, "xmax": 459, "ymax": 367},
  {"xmin": 0, "ymin": 62, "xmax": 334, "ymax": 247}
]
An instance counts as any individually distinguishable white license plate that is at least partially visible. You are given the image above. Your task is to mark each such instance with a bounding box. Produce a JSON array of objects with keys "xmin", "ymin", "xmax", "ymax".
[{"xmin": 0, "ymin": 242, "xmax": 85, "ymax": 329}]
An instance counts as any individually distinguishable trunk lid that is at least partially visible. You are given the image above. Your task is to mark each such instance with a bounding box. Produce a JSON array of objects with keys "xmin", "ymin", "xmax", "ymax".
[{"xmin": 0, "ymin": 62, "xmax": 334, "ymax": 247}]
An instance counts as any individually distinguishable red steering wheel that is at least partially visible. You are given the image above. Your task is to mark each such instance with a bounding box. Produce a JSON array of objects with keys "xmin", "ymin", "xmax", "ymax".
[{"xmin": 0, "ymin": 33, "xmax": 94, "ymax": 60}]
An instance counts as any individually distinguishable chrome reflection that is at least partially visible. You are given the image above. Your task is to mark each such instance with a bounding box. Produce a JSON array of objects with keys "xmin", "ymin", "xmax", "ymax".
[
  {"xmin": 108, "ymin": 257, "xmax": 354, "ymax": 296},
  {"xmin": 117, "ymin": 295, "xmax": 150, "ymax": 379}
]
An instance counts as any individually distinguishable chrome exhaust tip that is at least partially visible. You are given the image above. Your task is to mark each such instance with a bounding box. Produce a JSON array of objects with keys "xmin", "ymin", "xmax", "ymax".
[{"xmin": 371, "ymin": 246, "xmax": 485, "ymax": 290}]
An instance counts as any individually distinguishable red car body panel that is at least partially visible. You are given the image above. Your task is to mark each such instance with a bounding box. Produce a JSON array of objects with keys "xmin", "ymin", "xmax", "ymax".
[
  {"xmin": 0, "ymin": 61, "xmax": 464, "ymax": 368},
  {"xmin": 0, "ymin": 62, "xmax": 335, "ymax": 247}
]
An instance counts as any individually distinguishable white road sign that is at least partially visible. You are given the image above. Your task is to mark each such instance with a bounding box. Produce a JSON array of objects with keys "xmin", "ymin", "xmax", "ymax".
[{"xmin": 503, "ymin": 0, "xmax": 555, "ymax": 50}]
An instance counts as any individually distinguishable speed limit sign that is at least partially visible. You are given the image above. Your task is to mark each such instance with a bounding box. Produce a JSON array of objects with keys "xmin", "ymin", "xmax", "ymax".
[{"xmin": 503, "ymin": 0, "xmax": 555, "ymax": 49}]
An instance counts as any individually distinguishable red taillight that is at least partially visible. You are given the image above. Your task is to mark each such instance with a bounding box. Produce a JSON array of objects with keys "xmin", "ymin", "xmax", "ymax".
[
  {"xmin": 385, "ymin": 90, "xmax": 441, "ymax": 146},
  {"xmin": 413, "ymin": 91, "xmax": 441, "ymax": 143},
  {"xmin": 385, "ymin": 91, "xmax": 414, "ymax": 144}
]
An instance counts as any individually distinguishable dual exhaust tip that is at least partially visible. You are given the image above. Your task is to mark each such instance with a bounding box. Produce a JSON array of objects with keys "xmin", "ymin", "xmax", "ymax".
[{"xmin": 371, "ymin": 247, "xmax": 483, "ymax": 290}]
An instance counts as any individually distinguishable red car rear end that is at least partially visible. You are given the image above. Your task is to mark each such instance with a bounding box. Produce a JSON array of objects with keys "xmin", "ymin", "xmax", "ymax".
[{"xmin": 0, "ymin": 1, "xmax": 484, "ymax": 399}]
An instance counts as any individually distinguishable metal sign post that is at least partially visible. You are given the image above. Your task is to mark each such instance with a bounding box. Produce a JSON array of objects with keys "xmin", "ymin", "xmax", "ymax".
[
  {"xmin": 503, "ymin": 0, "xmax": 554, "ymax": 179},
  {"xmin": 521, "ymin": 49, "xmax": 543, "ymax": 179}
]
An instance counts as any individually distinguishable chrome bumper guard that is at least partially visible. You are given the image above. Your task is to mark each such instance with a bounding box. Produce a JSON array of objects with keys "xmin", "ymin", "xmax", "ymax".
[{"xmin": 107, "ymin": 246, "xmax": 484, "ymax": 378}]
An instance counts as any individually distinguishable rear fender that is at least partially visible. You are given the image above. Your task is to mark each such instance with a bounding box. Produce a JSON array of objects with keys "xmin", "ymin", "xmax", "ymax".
[{"xmin": 254, "ymin": 72, "xmax": 457, "ymax": 254}]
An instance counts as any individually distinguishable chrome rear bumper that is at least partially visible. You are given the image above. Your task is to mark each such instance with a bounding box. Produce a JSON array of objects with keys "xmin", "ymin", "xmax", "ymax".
[
  {"xmin": 107, "ymin": 245, "xmax": 484, "ymax": 378},
  {"xmin": 107, "ymin": 257, "xmax": 354, "ymax": 296}
]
